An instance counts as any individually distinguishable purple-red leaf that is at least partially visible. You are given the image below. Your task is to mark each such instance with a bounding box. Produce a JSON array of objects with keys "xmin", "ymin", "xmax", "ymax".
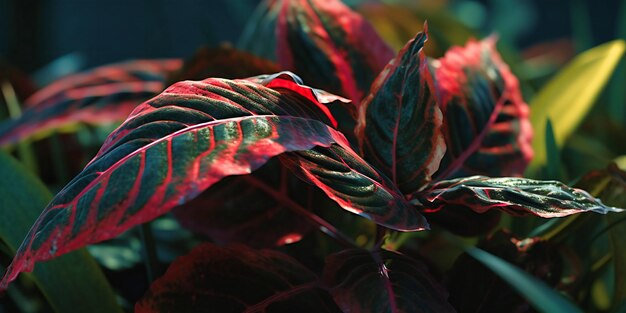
[
  {"xmin": 355, "ymin": 29, "xmax": 446, "ymax": 195},
  {"xmin": 136, "ymin": 243, "xmax": 341, "ymax": 313},
  {"xmin": 0, "ymin": 59, "xmax": 181, "ymax": 145},
  {"xmin": 417, "ymin": 176, "xmax": 623, "ymax": 218},
  {"xmin": 322, "ymin": 248, "xmax": 455, "ymax": 313},
  {"xmin": 431, "ymin": 37, "xmax": 533, "ymax": 179},
  {"xmin": 0, "ymin": 74, "xmax": 350, "ymax": 290},
  {"xmin": 274, "ymin": 0, "xmax": 395, "ymax": 109},
  {"xmin": 172, "ymin": 158, "xmax": 322, "ymax": 247},
  {"xmin": 167, "ymin": 45, "xmax": 282, "ymax": 84}
]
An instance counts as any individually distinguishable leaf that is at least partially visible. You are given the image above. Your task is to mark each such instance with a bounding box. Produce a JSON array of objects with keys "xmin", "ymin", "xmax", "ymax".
[
  {"xmin": 528, "ymin": 40, "xmax": 626, "ymax": 175},
  {"xmin": 136, "ymin": 243, "xmax": 341, "ymax": 313},
  {"xmin": 167, "ymin": 45, "xmax": 281, "ymax": 84},
  {"xmin": 447, "ymin": 230, "xmax": 570, "ymax": 313},
  {"xmin": 575, "ymin": 163, "xmax": 626, "ymax": 310},
  {"xmin": 417, "ymin": 176, "xmax": 622, "ymax": 218},
  {"xmin": 0, "ymin": 59, "xmax": 182, "ymax": 145},
  {"xmin": 172, "ymin": 158, "xmax": 319, "ymax": 247},
  {"xmin": 282, "ymin": 145, "xmax": 429, "ymax": 231},
  {"xmin": 431, "ymin": 37, "xmax": 533, "ymax": 179},
  {"xmin": 465, "ymin": 247, "xmax": 583, "ymax": 313},
  {"xmin": 275, "ymin": 0, "xmax": 395, "ymax": 107},
  {"xmin": 0, "ymin": 73, "xmax": 349, "ymax": 290},
  {"xmin": 0, "ymin": 151, "xmax": 121, "ymax": 313},
  {"xmin": 355, "ymin": 29, "xmax": 445, "ymax": 195},
  {"xmin": 322, "ymin": 248, "xmax": 455, "ymax": 313}
]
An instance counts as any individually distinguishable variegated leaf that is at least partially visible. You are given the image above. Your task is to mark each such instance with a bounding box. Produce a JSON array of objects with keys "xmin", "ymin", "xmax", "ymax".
[{"xmin": 355, "ymin": 29, "xmax": 445, "ymax": 195}]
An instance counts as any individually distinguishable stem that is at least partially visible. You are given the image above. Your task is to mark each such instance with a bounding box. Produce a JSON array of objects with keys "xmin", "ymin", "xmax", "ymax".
[
  {"xmin": 139, "ymin": 221, "xmax": 159, "ymax": 283},
  {"xmin": 243, "ymin": 175, "xmax": 357, "ymax": 248}
]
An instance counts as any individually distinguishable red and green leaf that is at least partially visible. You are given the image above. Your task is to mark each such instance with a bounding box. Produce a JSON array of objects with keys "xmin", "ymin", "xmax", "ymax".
[
  {"xmin": 431, "ymin": 37, "xmax": 533, "ymax": 179},
  {"xmin": 355, "ymin": 29, "xmax": 446, "ymax": 195},
  {"xmin": 0, "ymin": 74, "xmax": 346, "ymax": 289},
  {"xmin": 167, "ymin": 45, "xmax": 282, "ymax": 84},
  {"xmin": 274, "ymin": 0, "xmax": 395, "ymax": 109},
  {"xmin": 322, "ymin": 248, "xmax": 455, "ymax": 313},
  {"xmin": 417, "ymin": 176, "xmax": 623, "ymax": 218},
  {"xmin": 172, "ymin": 158, "xmax": 323, "ymax": 247},
  {"xmin": 136, "ymin": 243, "xmax": 341, "ymax": 313},
  {"xmin": 0, "ymin": 59, "xmax": 181, "ymax": 145},
  {"xmin": 282, "ymin": 144, "xmax": 428, "ymax": 231}
]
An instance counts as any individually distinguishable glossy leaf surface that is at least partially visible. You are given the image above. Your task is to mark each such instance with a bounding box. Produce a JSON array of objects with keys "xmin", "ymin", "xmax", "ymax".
[
  {"xmin": 275, "ymin": 0, "xmax": 395, "ymax": 107},
  {"xmin": 0, "ymin": 74, "xmax": 349, "ymax": 290},
  {"xmin": 418, "ymin": 176, "xmax": 622, "ymax": 218},
  {"xmin": 356, "ymin": 30, "xmax": 445, "ymax": 195},
  {"xmin": 432, "ymin": 38, "xmax": 533, "ymax": 179},
  {"xmin": 322, "ymin": 248, "xmax": 455, "ymax": 313},
  {"xmin": 283, "ymin": 144, "xmax": 428, "ymax": 231},
  {"xmin": 136, "ymin": 243, "xmax": 341, "ymax": 313},
  {"xmin": 0, "ymin": 59, "xmax": 181, "ymax": 145}
]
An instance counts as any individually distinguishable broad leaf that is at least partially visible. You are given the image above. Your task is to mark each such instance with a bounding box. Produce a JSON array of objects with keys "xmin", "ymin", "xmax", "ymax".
[
  {"xmin": 417, "ymin": 176, "xmax": 622, "ymax": 218},
  {"xmin": 322, "ymin": 248, "xmax": 455, "ymax": 313},
  {"xmin": 172, "ymin": 158, "xmax": 320, "ymax": 247},
  {"xmin": 0, "ymin": 59, "xmax": 182, "ymax": 145},
  {"xmin": 167, "ymin": 45, "xmax": 281, "ymax": 84},
  {"xmin": 356, "ymin": 29, "xmax": 445, "ymax": 195},
  {"xmin": 528, "ymin": 40, "xmax": 625, "ymax": 175},
  {"xmin": 274, "ymin": 0, "xmax": 395, "ymax": 107},
  {"xmin": 0, "ymin": 74, "xmax": 345, "ymax": 289},
  {"xmin": 282, "ymin": 145, "xmax": 429, "ymax": 231},
  {"xmin": 0, "ymin": 151, "xmax": 121, "ymax": 313},
  {"xmin": 136, "ymin": 243, "xmax": 341, "ymax": 312},
  {"xmin": 431, "ymin": 37, "xmax": 533, "ymax": 179}
]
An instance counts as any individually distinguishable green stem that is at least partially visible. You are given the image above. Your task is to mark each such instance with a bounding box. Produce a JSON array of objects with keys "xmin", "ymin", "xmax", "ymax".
[{"xmin": 139, "ymin": 222, "xmax": 159, "ymax": 283}]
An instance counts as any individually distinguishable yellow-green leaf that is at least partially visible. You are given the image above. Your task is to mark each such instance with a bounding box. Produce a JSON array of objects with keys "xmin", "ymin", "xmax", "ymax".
[{"xmin": 528, "ymin": 40, "xmax": 626, "ymax": 175}]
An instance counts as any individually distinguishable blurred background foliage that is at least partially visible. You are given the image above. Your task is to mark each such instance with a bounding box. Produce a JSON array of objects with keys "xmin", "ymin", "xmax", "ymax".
[{"xmin": 1, "ymin": 0, "xmax": 626, "ymax": 312}]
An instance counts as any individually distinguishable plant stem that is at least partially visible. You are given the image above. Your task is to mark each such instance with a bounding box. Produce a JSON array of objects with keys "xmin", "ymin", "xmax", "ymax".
[{"xmin": 139, "ymin": 221, "xmax": 159, "ymax": 283}]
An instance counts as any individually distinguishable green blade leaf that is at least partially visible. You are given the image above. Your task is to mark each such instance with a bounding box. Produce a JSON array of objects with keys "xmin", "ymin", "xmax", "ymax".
[
  {"xmin": 0, "ymin": 151, "xmax": 121, "ymax": 313},
  {"xmin": 528, "ymin": 40, "xmax": 626, "ymax": 175},
  {"xmin": 466, "ymin": 247, "xmax": 583, "ymax": 313},
  {"xmin": 355, "ymin": 29, "xmax": 446, "ymax": 195},
  {"xmin": 417, "ymin": 176, "xmax": 622, "ymax": 218}
]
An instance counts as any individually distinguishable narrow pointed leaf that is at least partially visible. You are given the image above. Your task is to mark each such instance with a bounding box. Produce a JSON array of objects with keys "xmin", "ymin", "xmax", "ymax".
[
  {"xmin": 172, "ymin": 158, "xmax": 321, "ymax": 247},
  {"xmin": 0, "ymin": 59, "xmax": 182, "ymax": 145},
  {"xmin": 167, "ymin": 45, "xmax": 281, "ymax": 84},
  {"xmin": 355, "ymin": 29, "xmax": 445, "ymax": 195},
  {"xmin": 0, "ymin": 74, "xmax": 350, "ymax": 290},
  {"xmin": 275, "ymin": 0, "xmax": 395, "ymax": 107},
  {"xmin": 136, "ymin": 243, "xmax": 341, "ymax": 313},
  {"xmin": 431, "ymin": 38, "xmax": 533, "ymax": 179},
  {"xmin": 0, "ymin": 151, "xmax": 121, "ymax": 313},
  {"xmin": 282, "ymin": 144, "xmax": 429, "ymax": 231},
  {"xmin": 322, "ymin": 248, "xmax": 455, "ymax": 313},
  {"xmin": 418, "ymin": 176, "xmax": 622, "ymax": 218},
  {"xmin": 528, "ymin": 40, "xmax": 626, "ymax": 175}
]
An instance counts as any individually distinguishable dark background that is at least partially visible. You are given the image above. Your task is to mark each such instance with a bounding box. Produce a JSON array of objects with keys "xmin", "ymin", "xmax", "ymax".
[{"xmin": 0, "ymin": 0, "xmax": 624, "ymax": 73}]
